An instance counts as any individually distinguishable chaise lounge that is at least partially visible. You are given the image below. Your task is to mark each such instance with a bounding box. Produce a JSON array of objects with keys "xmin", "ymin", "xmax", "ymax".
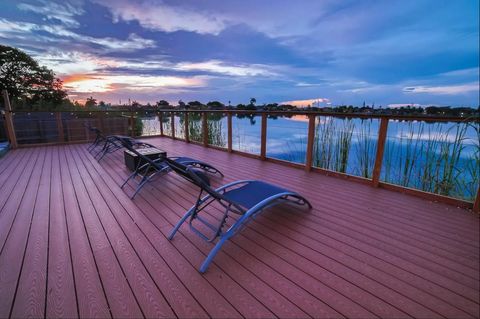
[
  {"xmin": 116, "ymin": 136, "xmax": 223, "ymax": 199},
  {"xmin": 165, "ymin": 158, "xmax": 312, "ymax": 273}
]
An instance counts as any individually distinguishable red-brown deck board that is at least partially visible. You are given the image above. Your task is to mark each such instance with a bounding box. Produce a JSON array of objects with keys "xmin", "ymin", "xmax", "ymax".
[{"xmin": 0, "ymin": 138, "xmax": 478, "ymax": 318}]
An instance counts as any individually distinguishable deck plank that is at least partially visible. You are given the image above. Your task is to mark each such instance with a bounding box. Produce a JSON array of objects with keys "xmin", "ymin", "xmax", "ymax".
[
  {"xmin": 46, "ymin": 146, "xmax": 78, "ymax": 318},
  {"xmin": 11, "ymin": 147, "xmax": 52, "ymax": 317},
  {"xmin": 0, "ymin": 139, "xmax": 478, "ymax": 319},
  {"xmin": 0, "ymin": 147, "xmax": 44, "ymax": 317},
  {"xmin": 68, "ymin": 146, "xmax": 180, "ymax": 318},
  {"xmin": 0, "ymin": 149, "xmax": 31, "ymax": 213},
  {"xmin": 63, "ymin": 145, "xmax": 144, "ymax": 318},
  {"xmin": 58, "ymin": 146, "xmax": 111, "ymax": 318}
]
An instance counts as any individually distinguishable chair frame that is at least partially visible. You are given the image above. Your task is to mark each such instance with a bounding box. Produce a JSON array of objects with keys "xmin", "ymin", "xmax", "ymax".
[
  {"xmin": 117, "ymin": 138, "xmax": 222, "ymax": 199},
  {"xmin": 166, "ymin": 159, "xmax": 311, "ymax": 273},
  {"xmin": 84, "ymin": 123, "xmax": 105, "ymax": 152}
]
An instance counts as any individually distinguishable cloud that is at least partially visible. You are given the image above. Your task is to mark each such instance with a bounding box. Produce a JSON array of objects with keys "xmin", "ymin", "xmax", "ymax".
[
  {"xmin": 0, "ymin": 18, "xmax": 36, "ymax": 34},
  {"xmin": 0, "ymin": 18, "xmax": 155, "ymax": 52},
  {"xmin": 394, "ymin": 131, "xmax": 479, "ymax": 146},
  {"xmin": 173, "ymin": 60, "xmax": 275, "ymax": 77},
  {"xmin": 403, "ymin": 83, "xmax": 479, "ymax": 95},
  {"xmin": 63, "ymin": 73, "xmax": 207, "ymax": 93},
  {"xmin": 282, "ymin": 98, "xmax": 331, "ymax": 107},
  {"xmin": 17, "ymin": 0, "xmax": 84, "ymax": 27},
  {"xmin": 295, "ymin": 82, "xmax": 324, "ymax": 87},
  {"xmin": 37, "ymin": 51, "xmax": 121, "ymax": 75},
  {"xmin": 94, "ymin": 0, "xmax": 226, "ymax": 35},
  {"xmin": 38, "ymin": 49, "xmax": 279, "ymax": 79}
]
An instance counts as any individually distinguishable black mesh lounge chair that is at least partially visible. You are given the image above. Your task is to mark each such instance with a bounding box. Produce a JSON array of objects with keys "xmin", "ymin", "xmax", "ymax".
[
  {"xmin": 165, "ymin": 158, "xmax": 312, "ymax": 273},
  {"xmin": 116, "ymin": 137, "xmax": 223, "ymax": 199},
  {"xmin": 94, "ymin": 134, "xmax": 146, "ymax": 161},
  {"xmin": 83, "ymin": 124, "xmax": 122, "ymax": 159},
  {"xmin": 84, "ymin": 123, "xmax": 106, "ymax": 151}
]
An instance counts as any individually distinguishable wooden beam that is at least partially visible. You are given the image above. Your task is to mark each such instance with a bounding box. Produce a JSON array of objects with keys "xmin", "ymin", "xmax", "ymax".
[
  {"xmin": 305, "ymin": 114, "xmax": 316, "ymax": 171},
  {"xmin": 1, "ymin": 90, "xmax": 18, "ymax": 148},
  {"xmin": 171, "ymin": 111, "xmax": 175, "ymax": 139},
  {"xmin": 158, "ymin": 112, "xmax": 163, "ymax": 136},
  {"xmin": 202, "ymin": 112, "xmax": 208, "ymax": 146},
  {"xmin": 372, "ymin": 117, "xmax": 389, "ymax": 187},
  {"xmin": 227, "ymin": 113, "xmax": 233, "ymax": 152},
  {"xmin": 184, "ymin": 112, "xmax": 190, "ymax": 142},
  {"xmin": 260, "ymin": 113, "xmax": 267, "ymax": 160},
  {"xmin": 473, "ymin": 186, "xmax": 480, "ymax": 214},
  {"xmin": 55, "ymin": 113, "xmax": 64, "ymax": 143}
]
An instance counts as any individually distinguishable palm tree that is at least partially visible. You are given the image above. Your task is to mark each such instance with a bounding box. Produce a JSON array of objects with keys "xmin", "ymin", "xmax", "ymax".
[{"xmin": 249, "ymin": 97, "xmax": 256, "ymax": 106}]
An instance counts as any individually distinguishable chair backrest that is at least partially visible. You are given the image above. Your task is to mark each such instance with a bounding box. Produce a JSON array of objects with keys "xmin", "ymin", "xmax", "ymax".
[
  {"xmin": 165, "ymin": 157, "xmax": 211, "ymax": 188},
  {"xmin": 116, "ymin": 136, "xmax": 163, "ymax": 168},
  {"xmin": 165, "ymin": 158, "xmax": 246, "ymax": 214},
  {"xmin": 84, "ymin": 123, "xmax": 104, "ymax": 139}
]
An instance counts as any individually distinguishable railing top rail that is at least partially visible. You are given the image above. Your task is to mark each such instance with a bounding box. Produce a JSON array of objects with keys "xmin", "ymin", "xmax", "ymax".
[{"xmin": 6, "ymin": 108, "xmax": 479, "ymax": 122}]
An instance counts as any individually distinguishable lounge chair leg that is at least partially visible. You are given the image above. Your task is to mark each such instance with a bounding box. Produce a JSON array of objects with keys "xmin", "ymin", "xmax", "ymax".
[
  {"xmin": 121, "ymin": 170, "xmax": 139, "ymax": 189},
  {"xmin": 199, "ymin": 235, "xmax": 229, "ymax": 273},
  {"xmin": 168, "ymin": 207, "xmax": 195, "ymax": 240},
  {"xmin": 130, "ymin": 176, "xmax": 150, "ymax": 199}
]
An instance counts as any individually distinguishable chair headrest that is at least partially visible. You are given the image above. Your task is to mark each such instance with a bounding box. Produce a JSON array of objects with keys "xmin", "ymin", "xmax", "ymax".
[
  {"xmin": 188, "ymin": 168, "xmax": 211, "ymax": 186},
  {"xmin": 165, "ymin": 158, "xmax": 210, "ymax": 188}
]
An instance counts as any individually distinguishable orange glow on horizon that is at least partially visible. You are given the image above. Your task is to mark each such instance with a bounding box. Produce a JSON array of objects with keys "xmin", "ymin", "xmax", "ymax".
[
  {"xmin": 282, "ymin": 98, "xmax": 331, "ymax": 107},
  {"xmin": 61, "ymin": 73, "xmax": 207, "ymax": 96}
]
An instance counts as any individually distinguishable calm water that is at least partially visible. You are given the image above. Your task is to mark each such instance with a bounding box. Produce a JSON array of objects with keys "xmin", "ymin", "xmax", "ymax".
[{"xmin": 142, "ymin": 114, "xmax": 479, "ymax": 200}]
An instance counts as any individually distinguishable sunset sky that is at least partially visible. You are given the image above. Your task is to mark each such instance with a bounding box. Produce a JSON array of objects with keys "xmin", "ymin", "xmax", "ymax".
[{"xmin": 0, "ymin": 0, "xmax": 478, "ymax": 106}]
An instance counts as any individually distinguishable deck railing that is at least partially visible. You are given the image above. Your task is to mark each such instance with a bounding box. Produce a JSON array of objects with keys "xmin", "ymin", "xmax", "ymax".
[{"xmin": 1, "ymin": 91, "xmax": 479, "ymax": 212}]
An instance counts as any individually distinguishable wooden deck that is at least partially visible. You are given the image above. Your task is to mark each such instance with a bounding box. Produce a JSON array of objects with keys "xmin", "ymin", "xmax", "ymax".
[{"xmin": 0, "ymin": 138, "xmax": 478, "ymax": 318}]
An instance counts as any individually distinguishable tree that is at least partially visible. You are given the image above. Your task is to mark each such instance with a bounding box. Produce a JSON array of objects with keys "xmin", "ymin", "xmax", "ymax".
[
  {"xmin": 206, "ymin": 101, "xmax": 225, "ymax": 109},
  {"xmin": 178, "ymin": 100, "xmax": 186, "ymax": 109},
  {"xmin": 85, "ymin": 96, "xmax": 97, "ymax": 108},
  {"xmin": 156, "ymin": 100, "xmax": 170, "ymax": 108},
  {"xmin": 0, "ymin": 45, "xmax": 67, "ymax": 105},
  {"xmin": 249, "ymin": 97, "xmax": 256, "ymax": 106},
  {"xmin": 187, "ymin": 101, "xmax": 204, "ymax": 109}
]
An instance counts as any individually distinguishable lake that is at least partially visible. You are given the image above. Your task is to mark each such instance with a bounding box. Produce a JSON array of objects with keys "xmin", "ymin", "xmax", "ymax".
[{"xmin": 141, "ymin": 114, "xmax": 479, "ymax": 201}]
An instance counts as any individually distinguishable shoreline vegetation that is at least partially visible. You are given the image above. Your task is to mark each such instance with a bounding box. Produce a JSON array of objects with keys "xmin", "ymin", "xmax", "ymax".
[
  {"xmin": 7, "ymin": 96, "xmax": 480, "ymax": 118},
  {"xmin": 139, "ymin": 112, "xmax": 479, "ymax": 202}
]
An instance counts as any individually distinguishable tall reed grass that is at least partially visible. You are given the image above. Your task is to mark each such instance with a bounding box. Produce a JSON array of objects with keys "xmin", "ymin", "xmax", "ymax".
[
  {"xmin": 382, "ymin": 120, "xmax": 479, "ymax": 200},
  {"xmin": 313, "ymin": 117, "xmax": 355, "ymax": 173}
]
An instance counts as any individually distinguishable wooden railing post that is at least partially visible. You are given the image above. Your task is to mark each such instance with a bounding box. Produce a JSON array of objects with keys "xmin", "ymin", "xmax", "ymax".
[
  {"xmin": 158, "ymin": 112, "xmax": 164, "ymax": 136},
  {"xmin": 227, "ymin": 112, "xmax": 233, "ymax": 152},
  {"xmin": 171, "ymin": 111, "xmax": 175, "ymax": 139},
  {"xmin": 260, "ymin": 113, "xmax": 267, "ymax": 160},
  {"xmin": 473, "ymin": 187, "xmax": 480, "ymax": 213},
  {"xmin": 55, "ymin": 112, "xmax": 64, "ymax": 143},
  {"xmin": 372, "ymin": 117, "xmax": 389, "ymax": 187},
  {"xmin": 130, "ymin": 112, "xmax": 135, "ymax": 137},
  {"xmin": 202, "ymin": 112, "xmax": 208, "ymax": 146},
  {"xmin": 305, "ymin": 114, "xmax": 316, "ymax": 171},
  {"xmin": 1, "ymin": 90, "xmax": 18, "ymax": 148},
  {"xmin": 184, "ymin": 112, "xmax": 189, "ymax": 142}
]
